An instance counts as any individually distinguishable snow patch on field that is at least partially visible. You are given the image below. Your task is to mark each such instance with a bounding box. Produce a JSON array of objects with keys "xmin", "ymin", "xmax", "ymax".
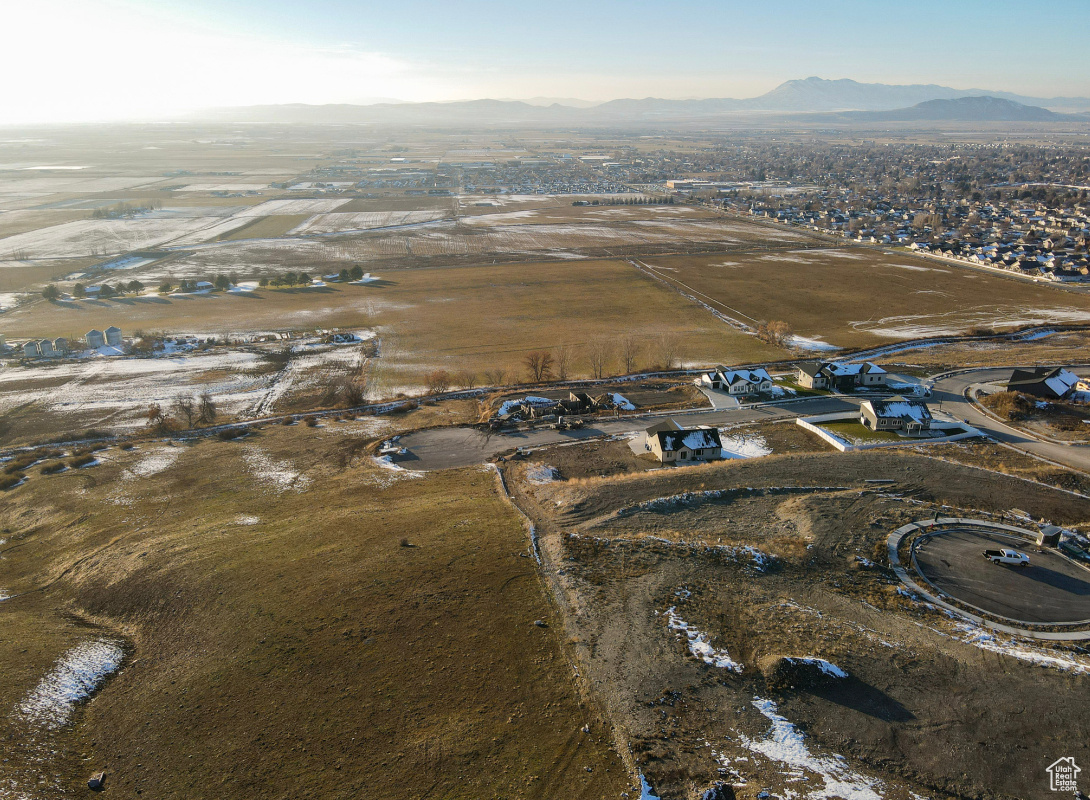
[
  {"xmin": 16, "ymin": 640, "xmax": 124, "ymax": 729},
  {"xmin": 718, "ymin": 431, "xmax": 772, "ymax": 460},
  {"xmin": 664, "ymin": 606, "xmax": 743, "ymax": 672},
  {"xmin": 954, "ymin": 623, "xmax": 1090, "ymax": 674},
  {"xmin": 235, "ymin": 515, "xmax": 260, "ymax": 525},
  {"xmin": 123, "ymin": 446, "xmax": 180, "ymax": 479},
  {"xmin": 789, "ymin": 335, "xmax": 840, "ymax": 352},
  {"xmin": 0, "ymin": 589, "xmax": 10, "ymax": 601},
  {"xmin": 242, "ymin": 446, "xmax": 311, "ymax": 493},
  {"xmin": 739, "ymin": 697, "xmax": 883, "ymax": 800},
  {"xmin": 235, "ymin": 198, "xmax": 350, "ymax": 216}
]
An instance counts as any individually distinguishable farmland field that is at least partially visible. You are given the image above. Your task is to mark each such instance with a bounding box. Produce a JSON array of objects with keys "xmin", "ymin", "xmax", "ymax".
[{"xmin": 638, "ymin": 248, "xmax": 1090, "ymax": 347}]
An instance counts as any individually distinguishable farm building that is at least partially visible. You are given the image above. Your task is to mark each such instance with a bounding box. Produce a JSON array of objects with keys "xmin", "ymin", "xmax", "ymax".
[
  {"xmin": 195, "ymin": 281, "xmax": 214, "ymax": 291},
  {"xmin": 699, "ymin": 367, "xmax": 773, "ymax": 396},
  {"xmin": 37, "ymin": 339, "xmax": 55, "ymax": 357},
  {"xmin": 860, "ymin": 396, "xmax": 933, "ymax": 435},
  {"xmin": 53, "ymin": 337, "xmax": 69, "ymax": 354},
  {"xmin": 1006, "ymin": 367, "xmax": 1079, "ymax": 399},
  {"xmin": 797, "ymin": 361, "xmax": 886, "ymax": 391},
  {"xmin": 105, "ymin": 326, "xmax": 123, "ymax": 347},
  {"xmin": 22, "ymin": 341, "xmax": 39, "ymax": 358},
  {"xmin": 86, "ymin": 329, "xmax": 105, "ymax": 349},
  {"xmin": 644, "ymin": 419, "xmax": 723, "ymax": 464}
]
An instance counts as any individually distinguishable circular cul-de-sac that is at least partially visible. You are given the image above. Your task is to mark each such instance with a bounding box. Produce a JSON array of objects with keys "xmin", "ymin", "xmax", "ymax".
[{"xmin": 913, "ymin": 527, "xmax": 1090, "ymax": 624}]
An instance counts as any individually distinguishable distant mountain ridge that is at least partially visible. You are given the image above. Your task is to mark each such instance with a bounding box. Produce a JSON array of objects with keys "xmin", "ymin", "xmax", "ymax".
[
  {"xmin": 196, "ymin": 77, "xmax": 1090, "ymax": 125},
  {"xmin": 851, "ymin": 96, "xmax": 1065, "ymax": 122}
]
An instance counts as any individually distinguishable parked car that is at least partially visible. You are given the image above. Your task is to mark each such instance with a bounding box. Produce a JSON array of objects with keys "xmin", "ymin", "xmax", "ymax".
[{"xmin": 982, "ymin": 548, "xmax": 1030, "ymax": 567}]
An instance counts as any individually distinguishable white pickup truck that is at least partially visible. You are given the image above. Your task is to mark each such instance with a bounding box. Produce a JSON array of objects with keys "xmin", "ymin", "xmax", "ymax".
[{"xmin": 982, "ymin": 548, "xmax": 1030, "ymax": 567}]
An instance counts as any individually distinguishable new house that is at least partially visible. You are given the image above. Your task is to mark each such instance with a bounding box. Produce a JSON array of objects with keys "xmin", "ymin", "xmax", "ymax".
[
  {"xmin": 644, "ymin": 419, "xmax": 723, "ymax": 464},
  {"xmin": 699, "ymin": 367, "xmax": 773, "ymax": 396},
  {"xmin": 1006, "ymin": 367, "xmax": 1079, "ymax": 400},
  {"xmin": 795, "ymin": 361, "xmax": 886, "ymax": 391},
  {"xmin": 859, "ymin": 396, "xmax": 933, "ymax": 434}
]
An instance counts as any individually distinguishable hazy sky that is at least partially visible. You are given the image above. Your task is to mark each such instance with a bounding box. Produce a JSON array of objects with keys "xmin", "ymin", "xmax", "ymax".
[{"xmin": 4, "ymin": 0, "xmax": 1089, "ymax": 123}]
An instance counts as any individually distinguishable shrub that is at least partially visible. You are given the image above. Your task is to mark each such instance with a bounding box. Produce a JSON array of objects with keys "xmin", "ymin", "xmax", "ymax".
[
  {"xmin": 981, "ymin": 391, "xmax": 1034, "ymax": 421},
  {"xmin": 69, "ymin": 453, "xmax": 96, "ymax": 468},
  {"xmin": 217, "ymin": 428, "xmax": 245, "ymax": 441},
  {"xmin": 40, "ymin": 462, "xmax": 66, "ymax": 475},
  {"xmin": 305, "ymin": 417, "xmax": 319, "ymax": 427},
  {"xmin": 0, "ymin": 473, "xmax": 26, "ymax": 489}
]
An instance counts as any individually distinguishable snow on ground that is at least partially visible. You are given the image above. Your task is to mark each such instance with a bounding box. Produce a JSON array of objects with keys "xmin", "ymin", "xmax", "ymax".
[
  {"xmin": 784, "ymin": 657, "xmax": 849, "ymax": 679},
  {"xmin": 953, "ymin": 623, "xmax": 1090, "ymax": 674},
  {"xmin": 235, "ymin": 198, "xmax": 350, "ymax": 216},
  {"xmin": 16, "ymin": 640, "xmax": 124, "ymax": 729},
  {"xmin": 0, "ymin": 589, "xmax": 10, "ymax": 601},
  {"xmin": 0, "ymin": 216, "xmax": 241, "ymax": 258},
  {"xmin": 242, "ymin": 446, "xmax": 311, "ymax": 493},
  {"xmin": 235, "ymin": 515, "xmax": 260, "ymax": 525},
  {"xmin": 611, "ymin": 393, "xmax": 635, "ymax": 411},
  {"xmin": 718, "ymin": 431, "xmax": 772, "ymax": 460},
  {"xmin": 122, "ymin": 446, "xmax": 181, "ymax": 479},
  {"xmin": 498, "ymin": 396, "xmax": 554, "ymax": 416},
  {"xmin": 525, "ymin": 463, "xmax": 559, "ymax": 484},
  {"xmin": 664, "ymin": 606, "xmax": 743, "ymax": 672},
  {"xmin": 789, "ymin": 335, "xmax": 840, "ymax": 352},
  {"xmin": 851, "ymin": 306, "xmax": 1090, "ymax": 339},
  {"xmin": 291, "ymin": 209, "xmax": 450, "ymax": 234},
  {"xmin": 738, "ymin": 697, "xmax": 884, "ymax": 800},
  {"xmin": 0, "ymin": 350, "xmax": 269, "ymax": 422},
  {"xmin": 639, "ymin": 774, "xmax": 661, "ymax": 800}
]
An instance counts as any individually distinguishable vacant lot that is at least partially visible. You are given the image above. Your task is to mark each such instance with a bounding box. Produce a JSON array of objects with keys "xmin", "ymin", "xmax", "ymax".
[
  {"xmin": 0, "ymin": 425, "xmax": 626, "ymax": 799},
  {"xmin": 511, "ymin": 450, "xmax": 1090, "ymax": 799},
  {"xmin": 640, "ymin": 248, "xmax": 1090, "ymax": 347}
]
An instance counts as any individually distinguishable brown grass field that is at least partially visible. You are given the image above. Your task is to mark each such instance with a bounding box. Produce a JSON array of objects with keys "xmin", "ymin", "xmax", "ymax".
[
  {"xmin": 216, "ymin": 214, "xmax": 312, "ymax": 241},
  {"xmin": 639, "ymin": 248, "xmax": 1090, "ymax": 347},
  {"xmin": 0, "ymin": 424, "xmax": 627, "ymax": 799},
  {"xmin": 2, "ymin": 260, "xmax": 786, "ymax": 385}
]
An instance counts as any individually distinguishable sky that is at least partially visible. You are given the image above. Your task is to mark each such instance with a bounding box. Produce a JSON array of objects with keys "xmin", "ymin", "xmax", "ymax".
[{"xmin": 3, "ymin": 0, "xmax": 1088, "ymax": 123}]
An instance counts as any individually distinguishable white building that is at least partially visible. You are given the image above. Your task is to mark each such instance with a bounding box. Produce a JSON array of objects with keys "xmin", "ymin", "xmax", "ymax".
[
  {"xmin": 105, "ymin": 326, "xmax": 122, "ymax": 347},
  {"xmin": 699, "ymin": 368, "xmax": 773, "ymax": 396},
  {"xmin": 86, "ymin": 329, "xmax": 105, "ymax": 349}
]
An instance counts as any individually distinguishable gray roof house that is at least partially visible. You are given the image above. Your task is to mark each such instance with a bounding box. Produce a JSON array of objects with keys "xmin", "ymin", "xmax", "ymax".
[
  {"xmin": 644, "ymin": 419, "xmax": 723, "ymax": 464},
  {"xmin": 860, "ymin": 396, "xmax": 933, "ymax": 435}
]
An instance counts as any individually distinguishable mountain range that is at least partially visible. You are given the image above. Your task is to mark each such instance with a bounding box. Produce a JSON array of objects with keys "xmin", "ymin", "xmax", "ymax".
[{"xmin": 197, "ymin": 77, "xmax": 1090, "ymax": 125}]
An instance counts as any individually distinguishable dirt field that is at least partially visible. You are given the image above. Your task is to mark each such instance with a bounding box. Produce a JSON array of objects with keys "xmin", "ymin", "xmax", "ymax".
[
  {"xmin": 0, "ymin": 424, "xmax": 627, "ymax": 799},
  {"xmin": 640, "ymin": 249, "xmax": 1090, "ymax": 348},
  {"xmin": 509, "ymin": 450, "xmax": 1090, "ymax": 799}
]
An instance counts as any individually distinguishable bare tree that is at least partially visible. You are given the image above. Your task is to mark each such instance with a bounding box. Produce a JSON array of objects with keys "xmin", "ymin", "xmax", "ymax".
[
  {"xmin": 198, "ymin": 392, "xmax": 217, "ymax": 425},
  {"xmin": 619, "ymin": 334, "xmax": 641, "ymax": 374},
  {"xmin": 553, "ymin": 343, "xmax": 574, "ymax": 381},
  {"xmin": 146, "ymin": 403, "xmax": 165, "ymax": 429},
  {"xmin": 483, "ymin": 368, "xmax": 507, "ymax": 387},
  {"xmin": 523, "ymin": 351, "xmax": 554, "ymax": 383},
  {"xmin": 455, "ymin": 370, "xmax": 478, "ymax": 390},
  {"xmin": 340, "ymin": 377, "xmax": 366, "ymax": 407},
  {"xmin": 172, "ymin": 396, "xmax": 197, "ymax": 428},
  {"xmin": 655, "ymin": 333, "xmax": 680, "ymax": 370},
  {"xmin": 756, "ymin": 320, "xmax": 793, "ymax": 347},
  {"xmin": 586, "ymin": 338, "xmax": 612, "ymax": 379},
  {"xmin": 425, "ymin": 370, "xmax": 451, "ymax": 394}
]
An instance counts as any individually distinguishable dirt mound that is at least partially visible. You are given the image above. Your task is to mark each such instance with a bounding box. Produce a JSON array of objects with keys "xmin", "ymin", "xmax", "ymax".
[{"xmin": 758, "ymin": 654, "xmax": 849, "ymax": 692}]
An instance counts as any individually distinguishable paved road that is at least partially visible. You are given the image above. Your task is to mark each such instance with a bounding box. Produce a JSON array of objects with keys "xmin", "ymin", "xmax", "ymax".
[
  {"xmin": 931, "ymin": 367, "xmax": 1090, "ymax": 473},
  {"xmin": 914, "ymin": 528, "xmax": 1090, "ymax": 624},
  {"xmin": 397, "ymin": 396, "xmax": 857, "ymax": 471}
]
